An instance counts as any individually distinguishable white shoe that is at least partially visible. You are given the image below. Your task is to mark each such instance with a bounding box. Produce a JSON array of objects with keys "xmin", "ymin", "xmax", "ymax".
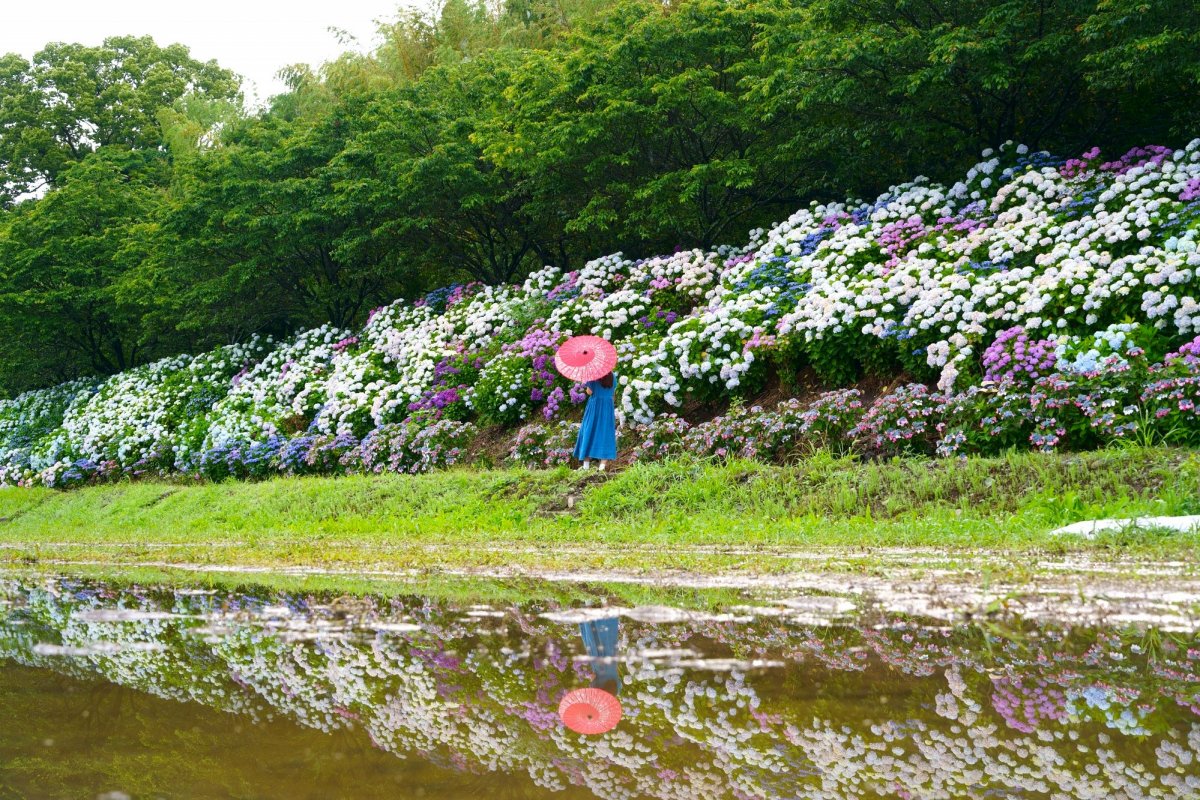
[
  {"xmin": 598, "ymin": 461, "xmax": 607, "ymax": 472},
  {"xmin": 581, "ymin": 461, "xmax": 591, "ymax": 470}
]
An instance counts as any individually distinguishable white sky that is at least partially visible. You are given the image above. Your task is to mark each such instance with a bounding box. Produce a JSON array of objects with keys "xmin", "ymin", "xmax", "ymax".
[{"xmin": 2, "ymin": 0, "xmax": 418, "ymax": 105}]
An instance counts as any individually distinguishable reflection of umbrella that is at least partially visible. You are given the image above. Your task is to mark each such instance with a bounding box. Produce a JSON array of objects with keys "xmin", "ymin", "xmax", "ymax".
[
  {"xmin": 554, "ymin": 336, "xmax": 617, "ymax": 383},
  {"xmin": 559, "ymin": 687, "xmax": 623, "ymax": 734}
]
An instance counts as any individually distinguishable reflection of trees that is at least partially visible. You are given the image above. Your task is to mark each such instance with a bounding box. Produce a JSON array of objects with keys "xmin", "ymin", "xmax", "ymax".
[{"xmin": 2, "ymin": 577, "xmax": 1199, "ymax": 800}]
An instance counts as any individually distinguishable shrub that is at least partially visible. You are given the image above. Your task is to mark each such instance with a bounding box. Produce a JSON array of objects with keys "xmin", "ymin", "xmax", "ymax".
[
  {"xmin": 508, "ymin": 421, "xmax": 579, "ymax": 468},
  {"xmin": 632, "ymin": 414, "xmax": 693, "ymax": 462},
  {"xmin": 852, "ymin": 384, "xmax": 949, "ymax": 457},
  {"xmin": 279, "ymin": 432, "xmax": 360, "ymax": 476},
  {"xmin": 357, "ymin": 417, "xmax": 476, "ymax": 475},
  {"xmin": 982, "ymin": 327, "xmax": 1058, "ymax": 384},
  {"xmin": 195, "ymin": 437, "xmax": 285, "ymax": 482},
  {"xmin": 472, "ymin": 353, "xmax": 536, "ymax": 427},
  {"xmin": 783, "ymin": 390, "xmax": 865, "ymax": 456}
]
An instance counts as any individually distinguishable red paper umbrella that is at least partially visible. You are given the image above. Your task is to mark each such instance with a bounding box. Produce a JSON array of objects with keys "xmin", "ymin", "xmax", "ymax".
[
  {"xmin": 559, "ymin": 687, "xmax": 623, "ymax": 735},
  {"xmin": 554, "ymin": 336, "xmax": 618, "ymax": 383}
]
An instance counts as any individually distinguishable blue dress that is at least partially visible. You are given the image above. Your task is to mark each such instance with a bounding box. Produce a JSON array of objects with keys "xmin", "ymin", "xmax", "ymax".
[{"xmin": 573, "ymin": 374, "xmax": 618, "ymax": 461}]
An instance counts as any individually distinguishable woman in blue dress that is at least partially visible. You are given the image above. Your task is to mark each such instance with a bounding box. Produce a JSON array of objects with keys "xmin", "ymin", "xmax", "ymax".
[{"xmin": 573, "ymin": 371, "xmax": 617, "ymax": 470}]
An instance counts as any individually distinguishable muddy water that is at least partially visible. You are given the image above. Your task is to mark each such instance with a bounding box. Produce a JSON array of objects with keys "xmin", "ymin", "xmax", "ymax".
[{"xmin": 1, "ymin": 575, "xmax": 1198, "ymax": 799}]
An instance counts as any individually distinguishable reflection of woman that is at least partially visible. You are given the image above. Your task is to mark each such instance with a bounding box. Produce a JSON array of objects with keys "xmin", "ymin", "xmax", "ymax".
[
  {"xmin": 558, "ymin": 616, "xmax": 623, "ymax": 735},
  {"xmin": 579, "ymin": 617, "xmax": 621, "ymax": 694}
]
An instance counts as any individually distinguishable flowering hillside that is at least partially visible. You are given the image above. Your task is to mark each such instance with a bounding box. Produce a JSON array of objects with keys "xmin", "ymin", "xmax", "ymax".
[{"xmin": 4, "ymin": 140, "xmax": 1200, "ymax": 487}]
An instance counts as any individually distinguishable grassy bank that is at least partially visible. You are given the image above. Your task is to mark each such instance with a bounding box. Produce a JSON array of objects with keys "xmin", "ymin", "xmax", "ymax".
[{"xmin": 1, "ymin": 448, "xmax": 1198, "ymax": 577}]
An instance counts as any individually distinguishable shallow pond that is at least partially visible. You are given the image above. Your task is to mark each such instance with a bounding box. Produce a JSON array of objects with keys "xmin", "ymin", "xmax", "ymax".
[{"xmin": 1, "ymin": 573, "xmax": 1198, "ymax": 799}]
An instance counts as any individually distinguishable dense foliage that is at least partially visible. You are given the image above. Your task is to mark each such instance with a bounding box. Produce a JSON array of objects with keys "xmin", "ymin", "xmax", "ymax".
[
  {"xmin": 2, "ymin": 138, "xmax": 1200, "ymax": 486},
  {"xmin": 1, "ymin": 0, "xmax": 1199, "ymax": 392}
]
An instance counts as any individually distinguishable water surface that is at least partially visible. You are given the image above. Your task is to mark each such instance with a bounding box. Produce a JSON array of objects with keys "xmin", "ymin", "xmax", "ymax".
[{"xmin": 1, "ymin": 574, "xmax": 1198, "ymax": 799}]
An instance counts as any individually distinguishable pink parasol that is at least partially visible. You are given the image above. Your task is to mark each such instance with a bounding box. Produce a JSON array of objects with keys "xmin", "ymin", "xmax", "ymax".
[
  {"xmin": 554, "ymin": 336, "xmax": 617, "ymax": 383},
  {"xmin": 558, "ymin": 687, "xmax": 623, "ymax": 734}
]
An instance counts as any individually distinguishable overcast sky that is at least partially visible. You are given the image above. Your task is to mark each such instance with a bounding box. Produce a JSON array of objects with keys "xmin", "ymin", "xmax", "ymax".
[{"xmin": 3, "ymin": 0, "xmax": 415, "ymax": 105}]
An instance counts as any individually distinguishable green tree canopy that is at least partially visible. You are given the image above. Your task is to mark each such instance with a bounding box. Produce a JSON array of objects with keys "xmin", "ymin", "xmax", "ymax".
[
  {"xmin": 336, "ymin": 52, "xmax": 576, "ymax": 285},
  {"xmin": 154, "ymin": 77, "xmax": 420, "ymax": 339},
  {"xmin": 0, "ymin": 150, "xmax": 168, "ymax": 389},
  {"xmin": 1081, "ymin": 0, "xmax": 1200, "ymax": 138},
  {"xmin": 747, "ymin": 0, "xmax": 1200, "ymax": 196},
  {"xmin": 0, "ymin": 35, "xmax": 241, "ymax": 205},
  {"xmin": 484, "ymin": 0, "xmax": 808, "ymax": 251}
]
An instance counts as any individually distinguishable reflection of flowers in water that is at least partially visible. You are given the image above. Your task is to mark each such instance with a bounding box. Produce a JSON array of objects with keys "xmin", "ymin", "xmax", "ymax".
[
  {"xmin": 518, "ymin": 701, "xmax": 560, "ymax": 732},
  {"xmin": 934, "ymin": 665, "xmax": 982, "ymax": 725},
  {"xmin": 1066, "ymin": 686, "xmax": 1152, "ymax": 736},
  {"xmin": 990, "ymin": 676, "xmax": 1068, "ymax": 733},
  {"xmin": 2, "ymin": 578, "xmax": 1200, "ymax": 799}
]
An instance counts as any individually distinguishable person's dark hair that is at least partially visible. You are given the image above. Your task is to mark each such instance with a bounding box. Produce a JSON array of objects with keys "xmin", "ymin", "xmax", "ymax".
[{"xmin": 599, "ymin": 372, "xmax": 614, "ymax": 389}]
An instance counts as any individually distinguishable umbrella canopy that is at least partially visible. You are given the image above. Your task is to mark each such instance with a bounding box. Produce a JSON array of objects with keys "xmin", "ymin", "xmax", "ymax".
[
  {"xmin": 558, "ymin": 687, "xmax": 623, "ymax": 734},
  {"xmin": 554, "ymin": 336, "xmax": 617, "ymax": 383}
]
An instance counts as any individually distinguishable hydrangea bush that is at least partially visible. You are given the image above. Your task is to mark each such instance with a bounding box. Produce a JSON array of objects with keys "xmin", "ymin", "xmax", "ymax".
[
  {"xmin": 508, "ymin": 421, "xmax": 579, "ymax": 469},
  {"xmin": 357, "ymin": 417, "xmax": 477, "ymax": 475},
  {"xmin": 5, "ymin": 140, "xmax": 1200, "ymax": 485}
]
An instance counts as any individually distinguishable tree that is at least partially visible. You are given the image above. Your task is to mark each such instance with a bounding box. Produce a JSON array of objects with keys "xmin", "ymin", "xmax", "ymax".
[
  {"xmin": 747, "ymin": 0, "xmax": 1200, "ymax": 196},
  {"xmin": 156, "ymin": 78, "xmax": 419, "ymax": 340},
  {"xmin": 1081, "ymin": 0, "xmax": 1200, "ymax": 140},
  {"xmin": 0, "ymin": 150, "xmax": 169, "ymax": 390},
  {"xmin": 370, "ymin": 0, "xmax": 619, "ymax": 83},
  {"xmin": 487, "ymin": 0, "xmax": 808, "ymax": 252},
  {"xmin": 339, "ymin": 52, "xmax": 573, "ymax": 285},
  {"xmin": 0, "ymin": 35, "xmax": 241, "ymax": 205}
]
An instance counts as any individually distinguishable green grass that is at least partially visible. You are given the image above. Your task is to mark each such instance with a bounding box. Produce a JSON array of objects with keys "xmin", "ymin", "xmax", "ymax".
[{"xmin": 1, "ymin": 447, "xmax": 1198, "ymax": 577}]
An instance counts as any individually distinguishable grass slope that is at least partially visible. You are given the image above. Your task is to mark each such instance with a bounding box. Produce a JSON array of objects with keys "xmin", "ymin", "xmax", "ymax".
[{"xmin": 0, "ymin": 448, "xmax": 1197, "ymax": 577}]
